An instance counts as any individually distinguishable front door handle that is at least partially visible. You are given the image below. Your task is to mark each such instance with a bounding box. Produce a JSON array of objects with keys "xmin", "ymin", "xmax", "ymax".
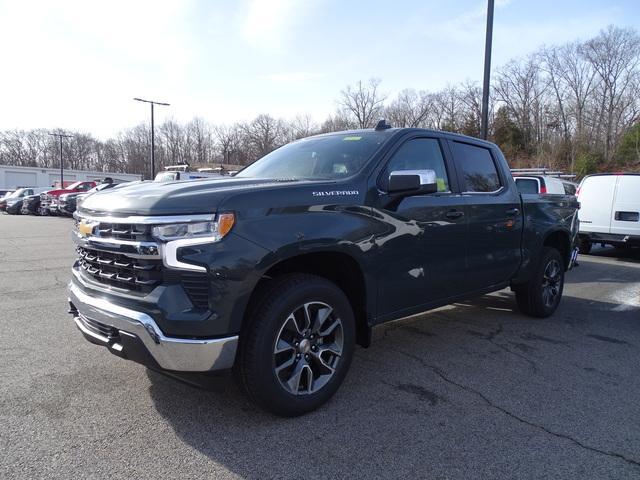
[
  {"xmin": 445, "ymin": 210, "xmax": 464, "ymax": 220},
  {"xmin": 506, "ymin": 208, "xmax": 519, "ymax": 217}
]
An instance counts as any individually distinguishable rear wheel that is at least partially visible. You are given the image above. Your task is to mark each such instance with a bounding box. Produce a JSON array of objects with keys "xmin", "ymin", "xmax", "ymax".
[
  {"xmin": 515, "ymin": 247, "xmax": 565, "ymax": 318},
  {"xmin": 236, "ymin": 274, "xmax": 355, "ymax": 416},
  {"xmin": 578, "ymin": 238, "xmax": 592, "ymax": 254}
]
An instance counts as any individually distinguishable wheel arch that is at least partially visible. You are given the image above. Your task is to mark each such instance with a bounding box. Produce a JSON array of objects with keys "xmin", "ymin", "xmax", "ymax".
[
  {"xmin": 542, "ymin": 229, "xmax": 572, "ymax": 270},
  {"xmin": 243, "ymin": 250, "xmax": 372, "ymax": 348}
]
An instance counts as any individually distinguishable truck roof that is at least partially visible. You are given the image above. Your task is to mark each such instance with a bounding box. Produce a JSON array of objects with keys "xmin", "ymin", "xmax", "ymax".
[{"xmin": 310, "ymin": 127, "xmax": 498, "ymax": 149}]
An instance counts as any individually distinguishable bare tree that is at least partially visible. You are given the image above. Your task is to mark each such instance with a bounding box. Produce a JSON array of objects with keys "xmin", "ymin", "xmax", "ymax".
[
  {"xmin": 338, "ymin": 78, "xmax": 387, "ymax": 129},
  {"xmin": 385, "ymin": 89, "xmax": 432, "ymax": 128},
  {"xmin": 580, "ymin": 26, "xmax": 640, "ymax": 163},
  {"xmin": 242, "ymin": 114, "xmax": 288, "ymax": 159}
]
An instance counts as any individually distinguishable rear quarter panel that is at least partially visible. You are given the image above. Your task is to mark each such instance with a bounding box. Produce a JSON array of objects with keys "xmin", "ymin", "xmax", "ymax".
[{"xmin": 513, "ymin": 193, "xmax": 579, "ymax": 283}]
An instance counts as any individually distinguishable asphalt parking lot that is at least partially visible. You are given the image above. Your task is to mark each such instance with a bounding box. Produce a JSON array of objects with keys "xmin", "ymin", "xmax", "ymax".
[{"xmin": 1, "ymin": 214, "xmax": 640, "ymax": 479}]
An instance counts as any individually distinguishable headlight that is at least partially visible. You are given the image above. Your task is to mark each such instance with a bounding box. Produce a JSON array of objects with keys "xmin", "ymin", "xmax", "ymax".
[{"xmin": 151, "ymin": 213, "xmax": 235, "ymax": 242}]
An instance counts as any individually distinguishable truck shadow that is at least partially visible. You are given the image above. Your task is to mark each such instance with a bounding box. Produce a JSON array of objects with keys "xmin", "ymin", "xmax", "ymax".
[{"xmin": 146, "ymin": 270, "xmax": 640, "ymax": 478}]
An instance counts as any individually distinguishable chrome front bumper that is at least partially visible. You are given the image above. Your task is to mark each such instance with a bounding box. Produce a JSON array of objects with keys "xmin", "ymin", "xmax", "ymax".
[{"xmin": 68, "ymin": 282, "xmax": 238, "ymax": 372}]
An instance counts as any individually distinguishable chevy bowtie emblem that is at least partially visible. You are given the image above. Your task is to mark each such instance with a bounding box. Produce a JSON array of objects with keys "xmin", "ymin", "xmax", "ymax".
[{"xmin": 78, "ymin": 220, "xmax": 97, "ymax": 237}]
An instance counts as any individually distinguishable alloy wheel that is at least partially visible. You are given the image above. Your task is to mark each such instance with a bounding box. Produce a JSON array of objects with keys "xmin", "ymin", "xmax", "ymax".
[
  {"xmin": 273, "ymin": 302, "xmax": 343, "ymax": 395},
  {"xmin": 541, "ymin": 259, "xmax": 562, "ymax": 308}
]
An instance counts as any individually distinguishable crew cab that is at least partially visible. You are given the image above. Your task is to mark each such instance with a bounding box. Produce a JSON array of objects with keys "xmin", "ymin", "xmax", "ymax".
[
  {"xmin": 68, "ymin": 126, "xmax": 579, "ymax": 416},
  {"xmin": 40, "ymin": 181, "xmax": 96, "ymax": 215}
]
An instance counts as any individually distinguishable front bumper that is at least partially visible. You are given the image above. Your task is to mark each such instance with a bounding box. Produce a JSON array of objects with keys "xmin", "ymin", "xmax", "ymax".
[{"xmin": 68, "ymin": 282, "xmax": 238, "ymax": 372}]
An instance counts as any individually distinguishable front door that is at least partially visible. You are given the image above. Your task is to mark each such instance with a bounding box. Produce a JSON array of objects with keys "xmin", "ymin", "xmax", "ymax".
[{"xmin": 372, "ymin": 136, "xmax": 468, "ymax": 319}]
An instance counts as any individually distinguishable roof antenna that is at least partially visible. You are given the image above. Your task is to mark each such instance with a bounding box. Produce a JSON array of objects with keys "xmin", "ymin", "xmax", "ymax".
[{"xmin": 374, "ymin": 119, "xmax": 392, "ymax": 131}]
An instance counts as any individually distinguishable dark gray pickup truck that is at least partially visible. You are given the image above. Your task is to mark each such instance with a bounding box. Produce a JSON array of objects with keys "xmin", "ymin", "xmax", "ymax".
[{"xmin": 68, "ymin": 124, "xmax": 579, "ymax": 416}]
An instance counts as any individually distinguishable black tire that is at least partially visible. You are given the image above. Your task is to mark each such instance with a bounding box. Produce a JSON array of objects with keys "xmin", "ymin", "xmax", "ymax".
[
  {"xmin": 515, "ymin": 247, "xmax": 565, "ymax": 318},
  {"xmin": 578, "ymin": 238, "xmax": 592, "ymax": 254},
  {"xmin": 236, "ymin": 273, "xmax": 355, "ymax": 416}
]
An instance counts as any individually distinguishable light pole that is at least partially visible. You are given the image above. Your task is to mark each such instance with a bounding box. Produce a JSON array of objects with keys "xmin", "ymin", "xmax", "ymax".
[
  {"xmin": 480, "ymin": 0, "xmax": 495, "ymax": 140},
  {"xmin": 48, "ymin": 132, "xmax": 74, "ymax": 187},
  {"xmin": 133, "ymin": 97, "xmax": 170, "ymax": 179}
]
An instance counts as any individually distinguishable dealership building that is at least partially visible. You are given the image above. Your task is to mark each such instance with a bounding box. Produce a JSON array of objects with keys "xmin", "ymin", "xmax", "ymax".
[{"xmin": 0, "ymin": 165, "xmax": 141, "ymax": 189}]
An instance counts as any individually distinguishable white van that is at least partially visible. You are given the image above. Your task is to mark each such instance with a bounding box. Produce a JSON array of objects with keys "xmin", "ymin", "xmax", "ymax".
[{"xmin": 577, "ymin": 173, "xmax": 640, "ymax": 253}]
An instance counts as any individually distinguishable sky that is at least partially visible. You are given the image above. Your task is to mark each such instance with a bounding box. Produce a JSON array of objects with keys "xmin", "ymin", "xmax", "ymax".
[{"xmin": 0, "ymin": 0, "xmax": 638, "ymax": 139}]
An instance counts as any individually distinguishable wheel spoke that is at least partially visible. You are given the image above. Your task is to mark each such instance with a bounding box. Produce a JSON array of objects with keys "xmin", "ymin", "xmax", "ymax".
[
  {"xmin": 286, "ymin": 360, "xmax": 307, "ymax": 393},
  {"xmin": 312, "ymin": 306, "xmax": 333, "ymax": 333},
  {"xmin": 275, "ymin": 353, "xmax": 296, "ymax": 374},
  {"xmin": 302, "ymin": 303, "xmax": 313, "ymax": 331},
  {"xmin": 318, "ymin": 318, "xmax": 340, "ymax": 337},
  {"xmin": 542, "ymin": 288, "xmax": 551, "ymax": 307},
  {"xmin": 303, "ymin": 363, "xmax": 314, "ymax": 394},
  {"xmin": 284, "ymin": 313, "xmax": 303, "ymax": 335},
  {"xmin": 310, "ymin": 349, "xmax": 337, "ymax": 373},
  {"xmin": 274, "ymin": 338, "xmax": 295, "ymax": 355}
]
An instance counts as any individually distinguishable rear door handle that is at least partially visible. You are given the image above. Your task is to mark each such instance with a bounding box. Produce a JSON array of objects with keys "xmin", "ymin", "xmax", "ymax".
[
  {"xmin": 445, "ymin": 210, "xmax": 464, "ymax": 220},
  {"xmin": 506, "ymin": 208, "xmax": 519, "ymax": 217}
]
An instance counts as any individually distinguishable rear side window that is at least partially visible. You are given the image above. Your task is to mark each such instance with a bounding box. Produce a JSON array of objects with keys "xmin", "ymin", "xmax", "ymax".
[
  {"xmin": 563, "ymin": 182, "xmax": 576, "ymax": 195},
  {"xmin": 515, "ymin": 178, "xmax": 539, "ymax": 194},
  {"xmin": 383, "ymin": 138, "xmax": 450, "ymax": 192},
  {"xmin": 451, "ymin": 142, "xmax": 501, "ymax": 192}
]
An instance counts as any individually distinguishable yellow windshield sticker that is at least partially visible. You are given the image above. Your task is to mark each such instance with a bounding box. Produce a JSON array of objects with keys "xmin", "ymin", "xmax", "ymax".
[
  {"xmin": 343, "ymin": 136, "xmax": 362, "ymax": 141},
  {"xmin": 436, "ymin": 178, "xmax": 446, "ymax": 191}
]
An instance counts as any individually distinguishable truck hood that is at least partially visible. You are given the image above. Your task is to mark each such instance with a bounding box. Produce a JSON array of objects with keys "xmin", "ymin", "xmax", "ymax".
[
  {"xmin": 46, "ymin": 189, "xmax": 74, "ymax": 197},
  {"xmin": 78, "ymin": 177, "xmax": 318, "ymax": 216}
]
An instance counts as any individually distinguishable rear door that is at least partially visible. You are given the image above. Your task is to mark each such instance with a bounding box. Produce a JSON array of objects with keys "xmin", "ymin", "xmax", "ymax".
[
  {"xmin": 449, "ymin": 140, "xmax": 522, "ymax": 291},
  {"xmin": 577, "ymin": 176, "xmax": 617, "ymax": 234},
  {"xmin": 610, "ymin": 175, "xmax": 640, "ymax": 236}
]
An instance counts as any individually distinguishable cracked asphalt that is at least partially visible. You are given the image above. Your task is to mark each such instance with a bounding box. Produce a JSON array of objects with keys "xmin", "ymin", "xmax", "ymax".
[{"xmin": 1, "ymin": 214, "xmax": 640, "ymax": 479}]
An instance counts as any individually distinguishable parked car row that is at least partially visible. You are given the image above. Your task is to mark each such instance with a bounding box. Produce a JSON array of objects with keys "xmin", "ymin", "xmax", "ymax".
[{"xmin": 0, "ymin": 178, "xmax": 126, "ymax": 217}]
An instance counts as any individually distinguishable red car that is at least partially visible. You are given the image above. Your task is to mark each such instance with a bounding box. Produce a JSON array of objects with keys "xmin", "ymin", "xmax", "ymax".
[{"xmin": 39, "ymin": 181, "xmax": 96, "ymax": 215}]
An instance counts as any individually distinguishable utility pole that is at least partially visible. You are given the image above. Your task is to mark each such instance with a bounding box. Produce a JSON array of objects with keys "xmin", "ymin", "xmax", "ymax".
[
  {"xmin": 480, "ymin": 0, "xmax": 495, "ymax": 140},
  {"xmin": 48, "ymin": 132, "xmax": 74, "ymax": 187},
  {"xmin": 133, "ymin": 98, "xmax": 170, "ymax": 179}
]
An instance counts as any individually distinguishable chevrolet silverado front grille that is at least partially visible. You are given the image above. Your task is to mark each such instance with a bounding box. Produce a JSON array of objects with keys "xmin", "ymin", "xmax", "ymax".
[
  {"xmin": 73, "ymin": 218, "xmax": 153, "ymax": 241},
  {"xmin": 73, "ymin": 214, "xmax": 212, "ymax": 309},
  {"xmin": 76, "ymin": 246, "xmax": 162, "ymax": 293}
]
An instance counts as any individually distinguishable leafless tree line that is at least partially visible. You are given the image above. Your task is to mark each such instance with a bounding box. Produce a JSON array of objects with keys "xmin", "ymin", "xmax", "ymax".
[{"xmin": 1, "ymin": 25, "xmax": 638, "ymax": 177}]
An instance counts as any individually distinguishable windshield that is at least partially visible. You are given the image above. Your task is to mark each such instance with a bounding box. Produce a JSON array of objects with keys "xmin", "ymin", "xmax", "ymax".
[
  {"xmin": 8, "ymin": 188, "xmax": 26, "ymax": 198},
  {"xmin": 236, "ymin": 133, "xmax": 387, "ymax": 180},
  {"xmin": 155, "ymin": 172, "xmax": 178, "ymax": 182},
  {"xmin": 65, "ymin": 181, "xmax": 84, "ymax": 190}
]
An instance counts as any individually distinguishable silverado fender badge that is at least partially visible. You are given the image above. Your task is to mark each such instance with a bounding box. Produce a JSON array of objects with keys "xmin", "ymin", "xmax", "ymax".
[{"xmin": 312, "ymin": 190, "xmax": 359, "ymax": 197}]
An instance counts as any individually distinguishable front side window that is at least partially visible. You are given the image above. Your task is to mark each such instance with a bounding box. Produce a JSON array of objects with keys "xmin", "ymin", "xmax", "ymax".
[
  {"xmin": 452, "ymin": 142, "xmax": 501, "ymax": 193},
  {"xmin": 383, "ymin": 138, "xmax": 449, "ymax": 192}
]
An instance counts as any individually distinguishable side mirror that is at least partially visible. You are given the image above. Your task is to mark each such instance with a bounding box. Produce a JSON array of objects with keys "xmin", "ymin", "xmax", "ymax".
[{"xmin": 388, "ymin": 169, "xmax": 438, "ymax": 195}]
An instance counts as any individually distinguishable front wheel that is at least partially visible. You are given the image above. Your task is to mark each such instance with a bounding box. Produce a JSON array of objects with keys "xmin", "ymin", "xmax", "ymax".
[
  {"xmin": 236, "ymin": 274, "xmax": 355, "ymax": 416},
  {"xmin": 515, "ymin": 247, "xmax": 565, "ymax": 318}
]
